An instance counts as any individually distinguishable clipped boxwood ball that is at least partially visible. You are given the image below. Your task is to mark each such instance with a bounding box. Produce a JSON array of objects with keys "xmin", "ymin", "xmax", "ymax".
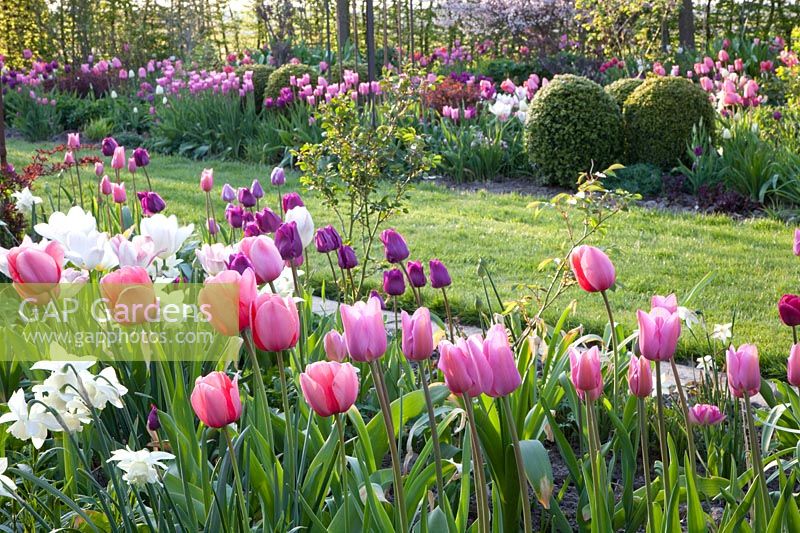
[
  {"xmin": 524, "ymin": 74, "xmax": 623, "ymax": 187},
  {"xmin": 604, "ymin": 78, "xmax": 644, "ymax": 110},
  {"xmin": 265, "ymin": 63, "xmax": 315, "ymax": 99},
  {"xmin": 623, "ymin": 77, "xmax": 716, "ymax": 169}
]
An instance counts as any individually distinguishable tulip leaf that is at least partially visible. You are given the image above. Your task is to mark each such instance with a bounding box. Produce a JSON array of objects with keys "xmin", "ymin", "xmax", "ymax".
[
  {"xmin": 685, "ymin": 453, "xmax": 708, "ymax": 533},
  {"xmin": 518, "ymin": 439, "xmax": 554, "ymax": 509}
]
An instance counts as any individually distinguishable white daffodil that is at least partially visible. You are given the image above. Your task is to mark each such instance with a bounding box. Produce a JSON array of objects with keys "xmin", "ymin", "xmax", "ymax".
[
  {"xmin": 0, "ymin": 389, "xmax": 59, "ymax": 448},
  {"xmin": 149, "ymin": 254, "xmax": 183, "ymax": 280},
  {"xmin": 260, "ymin": 266, "xmax": 301, "ymax": 299},
  {"xmin": 677, "ymin": 306, "xmax": 700, "ymax": 329},
  {"xmin": 107, "ymin": 447, "xmax": 175, "ymax": 487},
  {"xmin": 140, "ymin": 214, "xmax": 194, "ymax": 259},
  {"xmin": 82, "ymin": 367, "xmax": 128, "ymax": 410},
  {"xmin": 64, "ymin": 230, "xmax": 119, "ymax": 271},
  {"xmin": 11, "ymin": 187, "xmax": 42, "ymax": 215},
  {"xmin": 195, "ymin": 242, "xmax": 233, "ymax": 276},
  {"xmin": 35, "ymin": 206, "xmax": 97, "ymax": 244},
  {"xmin": 0, "ymin": 459, "xmax": 17, "ymax": 498},
  {"xmin": 710, "ymin": 323, "xmax": 733, "ymax": 343},
  {"xmin": 285, "ymin": 206, "xmax": 315, "ymax": 249},
  {"xmin": 696, "ymin": 355, "xmax": 716, "ymax": 372}
]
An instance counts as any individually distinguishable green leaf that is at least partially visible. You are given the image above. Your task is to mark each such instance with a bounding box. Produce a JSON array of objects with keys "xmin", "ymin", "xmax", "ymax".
[
  {"xmin": 519, "ymin": 439, "xmax": 554, "ymax": 509},
  {"xmin": 685, "ymin": 453, "xmax": 708, "ymax": 532}
]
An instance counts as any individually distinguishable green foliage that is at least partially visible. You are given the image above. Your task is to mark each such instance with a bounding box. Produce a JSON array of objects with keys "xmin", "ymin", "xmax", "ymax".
[
  {"xmin": 604, "ymin": 163, "xmax": 663, "ymax": 196},
  {"xmin": 623, "ymin": 77, "xmax": 717, "ymax": 169},
  {"xmin": 524, "ymin": 74, "xmax": 623, "ymax": 187},
  {"xmin": 237, "ymin": 64, "xmax": 275, "ymax": 111},
  {"xmin": 480, "ymin": 59, "xmax": 541, "ymax": 84},
  {"xmin": 328, "ymin": 61, "xmax": 369, "ymax": 83},
  {"xmin": 676, "ymin": 121, "xmax": 724, "ymax": 194},
  {"xmin": 604, "ymin": 77, "xmax": 644, "ymax": 110},
  {"xmin": 6, "ymin": 91, "xmax": 62, "ymax": 141},
  {"xmin": 265, "ymin": 63, "xmax": 316, "ymax": 99},
  {"xmin": 83, "ymin": 117, "xmax": 114, "ymax": 141}
]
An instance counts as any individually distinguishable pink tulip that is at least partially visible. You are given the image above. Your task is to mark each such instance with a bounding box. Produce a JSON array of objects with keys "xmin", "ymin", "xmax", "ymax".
[
  {"xmin": 569, "ymin": 347, "xmax": 603, "ymax": 401},
  {"xmin": 637, "ymin": 307, "xmax": 681, "ymax": 361},
  {"xmin": 199, "ymin": 268, "xmax": 257, "ymax": 335},
  {"xmin": 687, "ymin": 404, "xmax": 726, "ymax": 426},
  {"xmin": 99, "ymin": 266, "xmax": 157, "ymax": 325},
  {"xmin": 651, "ymin": 293, "xmax": 678, "ymax": 313},
  {"xmin": 7, "ymin": 240, "xmax": 64, "ymax": 304},
  {"xmin": 64, "ymin": 151, "xmax": 75, "ymax": 165},
  {"xmin": 190, "ymin": 372, "xmax": 242, "ymax": 428},
  {"xmin": 127, "ymin": 157, "xmax": 137, "ymax": 174},
  {"xmin": 627, "ymin": 355, "xmax": 652, "ymax": 398},
  {"xmin": 483, "ymin": 324, "xmax": 521, "ymax": 397},
  {"xmin": 323, "ymin": 330, "xmax": 347, "ymax": 362},
  {"xmin": 67, "ymin": 133, "xmax": 80, "ymax": 150},
  {"xmin": 111, "ymin": 146, "xmax": 126, "ymax": 170},
  {"xmin": 95, "ymin": 162, "xmax": 104, "ymax": 177},
  {"xmin": 794, "ymin": 229, "xmax": 800, "ymax": 256},
  {"xmin": 100, "ymin": 175, "xmax": 112, "ymax": 195},
  {"xmin": 400, "ymin": 307, "xmax": 434, "ymax": 361},
  {"xmin": 112, "ymin": 182, "xmax": 127, "ymax": 203},
  {"xmin": 788, "ymin": 344, "xmax": 800, "ymax": 387},
  {"xmin": 340, "ymin": 298, "xmax": 387, "ymax": 362},
  {"xmin": 251, "ymin": 293, "xmax": 300, "ymax": 352},
  {"xmin": 299, "ymin": 361, "xmax": 359, "ymax": 417},
  {"xmin": 238, "ymin": 235, "xmax": 283, "ymax": 284},
  {"xmin": 437, "ymin": 335, "xmax": 492, "ymax": 397},
  {"xmin": 200, "ymin": 168, "xmax": 214, "ymax": 192},
  {"xmin": 726, "ymin": 344, "xmax": 761, "ymax": 398},
  {"xmin": 569, "ymin": 245, "xmax": 615, "ymax": 292},
  {"xmin": 718, "ymin": 49, "xmax": 729, "ymax": 63}
]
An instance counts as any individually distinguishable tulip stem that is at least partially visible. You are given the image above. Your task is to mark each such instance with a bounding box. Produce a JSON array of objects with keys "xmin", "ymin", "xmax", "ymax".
[
  {"xmin": 336, "ymin": 413, "xmax": 350, "ymax": 529},
  {"xmin": 501, "ymin": 395, "xmax": 532, "ymax": 533},
  {"xmin": 291, "ymin": 264, "xmax": 301, "ymax": 297},
  {"xmin": 462, "ymin": 394, "xmax": 491, "ymax": 533},
  {"xmin": 441, "ymin": 288, "xmax": 455, "ymax": 341},
  {"xmin": 655, "ymin": 362, "xmax": 671, "ymax": 506},
  {"xmin": 224, "ymin": 427, "xmax": 249, "ymax": 532},
  {"xmin": 325, "ymin": 252, "xmax": 339, "ymax": 294},
  {"xmin": 638, "ymin": 397, "xmax": 655, "ymax": 533},
  {"xmin": 243, "ymin": 330, "xmax": 275, "ymax": 449},
  {"xmin": 669, "ymin": 358, "xmax": 696, "ymax": 469},
  {"xmin": 600, "ymin": 290, "xmax": 620, "ymax": 409},
  {"xmin": 277, "ymin": 351, "xmax": 297, "ymax": 503},
  {"xmin": 743, "ymin": 394, "xmax": 770, "ymax": 520},
  {"xmin": 400, "ymin": 261, "xmax": 422, "ymax": 307},
  {"xmin": 369, "ymin": 360, "xmax": 408, "ymax": 532},
  {"xmin": 793, "ymin": 325, "xmax": 797, "ymax": 345},
  {"xmin": 74, "ymin": 163, "xmax": 85, "ymax": 208},
  {"xmin": 585, "ymin": 398, "xmax": 606, "ymax": 527},
  {"xmin": 420, "ymin": 359, "xmax": 447, "ymax": 509}
]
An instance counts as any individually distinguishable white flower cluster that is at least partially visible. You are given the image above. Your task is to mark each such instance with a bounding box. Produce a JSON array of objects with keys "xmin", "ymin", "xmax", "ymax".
[
  {"xmin": 488, "ymin": 87, "xmax": 530, "ymax": 122},
  {"xmin": 0, "ymin": 348, "xmax": 128, "ymax": 448},
  {"xmin": 107, "ymin": 447, "xmax": 174, "ymax": 487}
]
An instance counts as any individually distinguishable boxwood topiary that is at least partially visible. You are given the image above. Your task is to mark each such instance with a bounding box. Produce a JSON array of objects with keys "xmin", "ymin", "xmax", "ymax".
[
  {"xmin": 604, "ymin": 78, "xmax": 644, "ymax": 110},
  {"xmin": 524, "ymin": 74, "xmax": 623, "ymax": 187},
  {"xmin": 265, "ymin": 63, "xmax": 315, "ymax": 99},
  {"xmin": 237, "ymin": 64, "xmax": 275, "ymax": 110},
  {"xmin": 623, "ymin": 77, "xmax": 716, "ymax": 169}
]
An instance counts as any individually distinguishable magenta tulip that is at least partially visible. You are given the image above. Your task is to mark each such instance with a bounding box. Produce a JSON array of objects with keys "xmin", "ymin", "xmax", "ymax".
[
  {"xmin": 483, "ymin": 324, "xmax": 521, "ymax": 397},
  {"xmin": 324, "ymin": 330, "xmax": 347, "ymax": 362},
  {"xmin": 400, "ymin": 307, "xmax": 434, "ymax": 361},
  {"xmin": 380, "ymin": 228, "xmax": 410, "ymax": 264},
  {"xmin": 778, "ymin": 294, "xmax": 800, "ymax": 327},
  {"xmin": 627, "ymin": 355, "xmax": 653, "ymax": 398},
  {"xmin": 637, "ymin": 307, "xmax": 681, "ymax": 361},
  {"xmin": 726, "ymin": 344, "xmax": 761, "ymax": 398},
  {"xmin": 251, "ymin": 293, "xmax": 300, "ymax": 352},
  {"xmin": 789, "ymin": 344, "xmax": 800, "ymax": 387},
  {"xmin": 569, "ymin": 347, "xmax": 603, "ymax": 401},
  {"xmin": 794, "ymin": 229, "xmax": 800, "ymax": 256},
  {"xmin": 200, "ymin": 169, "xmax": 214, "ymax": 192},
  {"xmin": 651, "ymin": 293, "xmax": 678, "ymax": 313},
  {"xmin": 687, "ymin": 404, "xmax": 726, "ymax": 426},
  {"xmin": 437, "ymin": 335, "xmax": 492, "ymax": 397},
  {"xmin": 100, "ymin": 175, "xmax": 112, "ymax": 195},
  {"xmin": 339, "ymin": 298, "xmax": 386, "ymax": 362},
  {"xmin": 239, "ymin": 235, "xmax": 283, "ymax": 284},
  {"xmin": 569, "ymin": 245, "xmax": 615, "ymax": 293},
  {"xmin": 429, "ymin": 259, "xmax": 451, "ymax": 288},
  {"xmin": 190, "ymin": 372, "xmax": 242, "ymax": 428},
  {"xmin": 299, "ymin": 361, "xmax": 359, "ymax": 417}
]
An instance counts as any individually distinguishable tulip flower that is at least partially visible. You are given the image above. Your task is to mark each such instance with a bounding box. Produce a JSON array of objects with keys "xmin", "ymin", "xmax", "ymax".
[
  {"xmin": 726, "ymin": 344, "xmax": 761, "ymax": 398},
  {"xmin": 299, "ymin": 361, "xmax": 359, "ymax": 417},
  {"xmin": 147, "ymin": 404, "xmax": 160, "ymax": 431},
  {"xmin": 238, "ymin": 187, "xmax": 256, "ymax": 208},
  {"xmin": 137, "ymin": 191, "xmax": 166, "ymax": 216},
  {"xmin": 221, "ymin": 183, "xmax": 235, "ymax": 202},
  {"xmin": 226, "ymin": 252, "xmax": 254, "ymax": 275},
  {"xmin": 239, "ymin": 235, "xmax": 283, "ymax": 284},
  {"xmin": 401, "ymin": 308, "xmax": 434, "ymax": 361},
  {"xmin": 778, "ymin": 294, "xmax": 800, "ymax": 327},
  {"xmin": 627, "ymin": 355, "xmax": 653, "ymax": 398},
  {"xmin": 340, "ymin": 298, "xmax": 386, "ymax": 362},
  {"xmin": 133, "ymin": 147, "xmax": 150, "ymax": 167},
  {"xmin": 315, "ymin": 225, "xmax": 342, "ymax": 253},
  {"xmin": 100, "ymin": 175, "xmax": 112, "ymax": 195},
  {"xmin": 251, "ymin": 179, "xmax": 264, "ymax": 199},
  {"xmin": 112, "ymin": 183, "xmax": 126, "ymax": 203},
  {"xmin": 380, "ymin": 228, "xmax": 409, "ymax": 263},
  {"xmin": 99, "ymin": 266, "xmax": 157, "ymax": 325},
  {"xmin": 637, "ymin": 307, "xmax": 681, "ymax": 361},
  {"xmin": 383, "ymin": 269, "xmax": 405, "ymax": 296},
  {"xmin": 651, "ymin": 293, "xmax": 678, "ymax": 313},
  {"xmin": 111, "ymin": 146, "xmax": 126, "ymax": 170},
  {"xmin": 64, "ymin": 151, "xmax": 75, "ymax": 165},
  {"xmin": 285, "ymin": 206, "xmax": 314, "ymax": 248},
  {"xmin": 225, "ymin": 203, "xmax": 244, "ymax": 229},
  {"xmin": 282, "ymin": 192, "xmax": 304, "ymax": 212},
  {"xmin": 256, "ymin": 207, "xmax": 282, "ymax": 233},
  {"xmin": 324, "ymin": 330, "xmax": 347, "ymax": 362},
  {"xmin": 6, "ymin": 240, "xmax": 64, "ymax": 304},
  {"xmin": 369, "ymin": 290, "xmax": 387, "ymax": 310},
  {"xmin": 794, "ymin": 229, "xmax": 800, "ymax": 256},
  {"xmin": 101, "ymin": 137, "xmax": 118, "ymax": 157},
  {"xmin": 190, "ymin": 372, "xmax": 242, "ymax": 428},
  {"xmin": 569, "ymin": 245, "xmax": 615, "ymax": 292},
  {"xmin": 789, "ymin": 344, "xmax": 800, "ymax": 387},
  {"xmin": 200, "ymin": 169, "xmax": 213, "ymax": 192},
  {"xmin": 67, "ymin": 132, "xmax": 80, "ymax": 150},
  {"xmin": 429, "ymin": 259, "xmax": 451, "ymax": 288},
  {"xmin": 437, "ymin": 335, "xmax": 491, "ymax": 397},
  {"xmin": 271, "ymin": 166, "xmax": 286, "ymax": 186},
  {"xmin": 687, "ymin": 404, "xmax": 726, "ymax": 426},
  {"xmin": 95, "ymin": 162, "xmax": 105, "ymax": 177},
  {"xmin": 569, "ymin": 347, "xmax": 602, "ymax": 400},
  {"xmin": 483, "ymin": 324, "xmax": 521, "ymax": 397},
  {"xmin": 407, "ymin": 260, "xmax": 426, "ymax": 288},
  {"xmin": 250, "ymin": 293, "xmax": 300, "ymax": 352},
  {"xmin": 208, "ymin": 218, "xmax": 219, "ymax": 235},
  {"xmin": 275, "ymin": 222, "xmax": 303, "ymax": 262},
  {"xmin": 337, "ymin": 245, "xmax": 358, "ymax": 269},
  {"xmin": 127, "ymin": 157, "xmax": 137, "ymax": 174},
  {"xmin": 199, "ymin": 268, "xmax": 257, "ymax": 334}
]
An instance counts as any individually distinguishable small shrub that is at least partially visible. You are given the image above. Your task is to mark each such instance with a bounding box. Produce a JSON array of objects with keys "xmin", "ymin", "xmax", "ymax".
[
  {"xmin": 624, "ymin": 77, "xmax": 717, "ymax": 169},
  {"xmin": 84, "ymin": 117, "xmax": 114, "ymax": 141},
  {"xmin": 237, "ymin": 64, "xmax": 274, "ymax": 112},
  {"xmin": 481, "ymin": 59, "xmax": 541, "ymax": 84},
  {"xmin": 604, "ymin": 163, "xmax": 663, "ymax": 196},
  {"xmin": 604, "ymin": 78, "xmax": 644, "ymax": 110},
  {"xmin": 328, "ymin": 61, "xmax": 369, "ymax": 83},
  {"xmin": 114, "ymin": 131, "xmax": 146, "ymax": 149},
  {"xmin": 524, "ymin": 74, "xmax": 623, "ymax": 187},
  {"xmin": 265, "ymin": 63, "xmax": 315, "ymax": 99},
  {"xmin": 422, "ymin": 77, "xmax": 481, "ymax": 113}
]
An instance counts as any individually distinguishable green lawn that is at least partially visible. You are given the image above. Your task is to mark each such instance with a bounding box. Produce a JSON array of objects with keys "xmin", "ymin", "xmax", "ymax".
[{"xmin": 6, "ymin": 138, "xmax": 796, "ymax": 375}]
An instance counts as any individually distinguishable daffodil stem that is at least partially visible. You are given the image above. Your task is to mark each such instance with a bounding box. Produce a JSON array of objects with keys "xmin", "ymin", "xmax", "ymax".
[
  {"xmin": 463, "ymin": 394, "xmax": 491, "ymax": 533},
  {"xmin": 655, "ymin": 361, "xmax": 671, "ymax": 506},
  {"xmin": 600, "ymin": 290, "xmax": 619, "ymax": 409},
  {"xmin": 224, "ymin": 427, "xmax": 249, "ymax": 531},
  {"xmin": 638, "ymin": 397, "xmax": 656, "ymax": 533},
  {"xmin": 420, "ymin": 359, "xmax": 446, "ymax": 509},
  {"xmin": 502, "ymin": 395, "xmax": 532, "ymax": 533}
]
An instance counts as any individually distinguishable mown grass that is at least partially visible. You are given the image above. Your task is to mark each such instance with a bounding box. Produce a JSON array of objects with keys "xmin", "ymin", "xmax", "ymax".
[{"xmin": 6, "ymin": 138, "xmax": 796, "ymax": 375}]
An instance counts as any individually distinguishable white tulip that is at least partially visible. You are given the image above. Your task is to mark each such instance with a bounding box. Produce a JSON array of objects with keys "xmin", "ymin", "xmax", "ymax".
[
  {"xmin": 64, "ymin": 230, "xmax": 118, "ymax": 271},
  {"xmin": 195, "ymin": 243, "xmax": 233, "ymax": 276},
  {"xmin": 35, "ymin": 206, "xmax": 97, "ymax": 244},
  {"xmin": 285, "ymin": 206, "xmax": 315, "ymax": 248},
  {"xmin": 140, "ymin": 214, "xmax": 194, "ymax": 259}
]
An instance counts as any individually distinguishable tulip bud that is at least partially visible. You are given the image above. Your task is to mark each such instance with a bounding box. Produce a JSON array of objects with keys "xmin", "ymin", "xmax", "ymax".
[
  {"xmin": 651, "ymin": 293, "xmax": 678, "ymax": 314},
  {"xmin": 794, "ymin": 229, "xmax": 800, "ymax": 256},
  {"xmin": 147, "ymin": 404, "xmax": 160, "ymax": 431},
  {"xmin": 324, "ymin": 330, "xmax": 347, "ymax": 362},
  {"xmin": 112, "ymin": 182, "xmax": 127, "ymax": 203},
  {"xmin": 190, "ymin": 372, "xmax": 242, "ymax": 428},
  {"xmin": 315, "ymin": 225, "xmax": 342, "ymax": 253},
  {"xmin": 251, "ymin": 293, "xmax": 300, "ymax": 352},
  {"xmin": 380, "ymin": 228, "xmax": 409, "ymax": 264},
  {"xmin": 221, "ymin": 183, "xmax": 235, "ymax": 202},
  {"xmin": 569, "ymin": 245, "xmax": 615, "ymax": 292},
  {"xmin": 275, "ymin": 222, "xmax": 303, "ymax": 261},
  {"xmin": 225, "ymin": 203, "xmax": 244, "ymax": 228},
  {"xmin": 137, "ymin": 191, "xmax": 166, "ymax": 216},
  {"xmin": 726, "ymin": 344, "xmax": 761, "ymax": 398},
  {"xmin": 300, "ymin": 361, "xmax": 359, "ymax": 417},
  {"xmin": 67, "ymin": 132, "xmax": 80, "ymax": 151},
  {"xmin": 127, "ymin": 157, "xmax": 137, "ymax": 174},
  {"xmin": 100, "ymin": 175, "xmax": 112, "ymax": 195},
  {"xmin": 438, "ymin": 335, "xmax": 492, "ymax": 397},
  {"xmin": 271, "ymin": 166, "xmax": 286, "ymax": 186},
  {"xmin": 282, "ymin": 192, "xmax": 304, "ymax": 212},
  {"xmin": 789, "ymin": 344, "xmax": 800, "ymax": 387},
  {"xmin": 687, "ymin": 404, "xmax": 726, "ymax": 426},
  {"xmin": 239, "ymin": 235, "xmax": 283, "ymax": 284},
  {"xmin": 637, "ymin": 307, "xmax": 681, "ymax": 361},
  {"xmin": 111, "ymin": 146, "xmax": 126, "ymax": 170},
  {"xmin": 401, "ymin": 308, "xmax": 434, "ymax": 362},
  {"xmin": 95, "ymin": 161, "xmax": 105, "ymax": 177},
  {"xmin": 133, "ymin": 147, "xmax": 150, "ymax": 167},
  {"xmin": 407, "ymin": 260, "xmax": 426, "ymax": 288},
  {"xmin": 627, "ymin": 355, "xmax": 653, "ymax": 398},
  {"xmin": 64, "ymin": 151, "xmax": 75, "ymax": 165},
  {"xmin": 238, "ymin": 187, "xmax": 256, "ymax": 208},
  {"xmin": 569, "ymin": 347, "xmax": 603, "ymax": 401},
  {"xmin": 200, "ymin": 169, "xmax": 214, "ymax": 192},
  {"xmin": 383, "ymin": 269, "xmax": 406, "ymax": 296},
  {"xmin": 779, "ymin": 294, "xmax": 800, "ymax": 327},
  {"xmin": 429, "ymin": 259, "xmax": 451, "ymax": 289},
  {"xmin": 207, "ymin": 217, "xmax": 219, "ymax": 235},
  {"xmin": 101, "ymin": 136, "xmax": 118, "ymax": 157},
  {"xmin": 340, "ymin": 298, "xmax": 387, "ymax": 362},
  {"xmin": 251, "ymin": 179, "xmax": 264, "ymax": 199},
  {"xmin": 256, "ymin": 207, "xmax": 282, "ymax": 233},
  {"xmin": 337, "ymin": 245, "xmax": 358, "ymax": 270},
  {"xmin": 483, "ymin": 323, "xmax": 521, "ymax": 396}
]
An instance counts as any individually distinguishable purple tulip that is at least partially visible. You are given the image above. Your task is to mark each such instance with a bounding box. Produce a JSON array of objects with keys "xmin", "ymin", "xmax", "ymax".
[
  {"xmin": 137, "ymin": 191, "xmax": 166, "ymax": 216},
  {"xmin": 315, "ymin": 225, "xmax": 342, "ymax": 253},
  {"xmin": 407, "ymin": 260, "xmax": 426, "ymax": 288},
  {"xmin": 275, "ymin": 221, "xmax": 303, "ymax": 261},
  {"xmin": 383, "ymin": 269, "xmax": 406, "ymax": 296},
  {"xmin": 429, "ymin": 259, "xmax": 451, "ymax": 288},
  {"xmin": 133, "ymin": 147, "xmax": 150, "ymax": 167},
  {"xmin": 225, "ymin": 203, "xmax": 244, "ymax": 228},
  {"xmin": 256, "ymin": 207, "xmax": 282, "ymax": 233},
  {"xmin": 238, "ymin": 187, "xmax": 256, "ymax": 208},
  {"xmin": 101, "ymin": 137, "xmax": 118, "ymax": 157},
  {"xmin": 227, "ymin": 252, "xmax": 254, "ymax": 274},
  {"xmin": 370, "ymin": 290, "xmax": 387, "ymax": 310},
  {"xmin": 251, "ymin": 179, "xmax": 264, "ymax": 199},
  {"xmin": 282, "ymin": 192, "xmax": 304, "ymax": 213},
  {"xmin": 337, "ymin": 245, "xmax": 358, "ymax": 270},
  {"xmin": 380, "ymin": 228, "xmax": 409, "ymax": 263},
  {"xmin": 244, "ymin": 222, "xmax": 262, "ymax": 237},
  {"xmin": 271, "ymin": 166, "xmax": 286, "ymax": 186},
  {"xmin": 221, "ymin": 183, "xmax": 236, "ymax": 202},
  {"xmin": 147, "ymin": 404, "xmax": 160, "ymax": 431},
  {"xmin": 207, "ymin": 218, "xmax": 219, "ymax": 235}
]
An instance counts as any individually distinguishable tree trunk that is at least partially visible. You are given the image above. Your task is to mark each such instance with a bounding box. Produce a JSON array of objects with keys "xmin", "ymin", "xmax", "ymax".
[
  {"xmin": 336, "ymin": 0, "xmax": 350, "ymax": 52},
  {"xmin": 0, "ymin": 79, "xmax": 7, "ymax": 170},
  {"xmin": 678, "ymin": 0, "xmax": 695, "ymax": 50}
]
